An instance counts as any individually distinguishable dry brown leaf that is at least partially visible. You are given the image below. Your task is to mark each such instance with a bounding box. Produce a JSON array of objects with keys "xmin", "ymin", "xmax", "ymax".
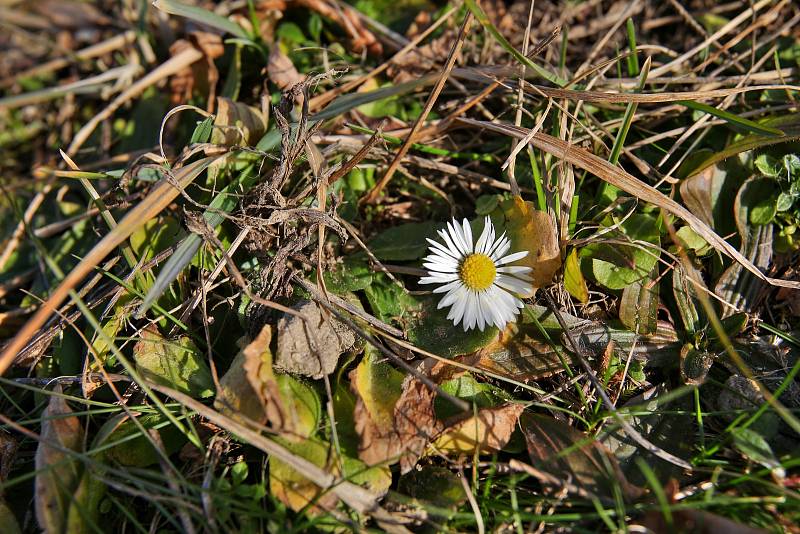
[
  {"xmin": 275, "ymin": 300, "xmax": 355, "ymax": 379},
  {"xmin": 432, "ymin": 403, "xmax": 524, "ymax": 454},
  {"xmin": 395, "ymin": 377, "xmax": 443, "ymax": 473},
  {"xmin": 468, "ymin": 327, "xmax": 566, "ymax": 381},
  {"xmin": 216, "ymin": 325, "xmax": 318, "ymax": 440},
  {"xmin": 35, "ymin": 387, "xmax": 84, "ymax": 533},
  {"xmin": 267, "ymin": 47, "xmax": 305, "ymax": 91},
  {"xmin": 215, "ymin": 328, "xmax": 275, "ymax": 425},
  {"xmin": 641, "ymin": 510, "xmax": 767, "ymax": 534}
]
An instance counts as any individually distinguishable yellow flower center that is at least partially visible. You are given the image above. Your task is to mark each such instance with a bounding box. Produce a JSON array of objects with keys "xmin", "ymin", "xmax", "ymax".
[{"xmin": 459, "ymin": 253, "xmax": 496, "ymax": 291}]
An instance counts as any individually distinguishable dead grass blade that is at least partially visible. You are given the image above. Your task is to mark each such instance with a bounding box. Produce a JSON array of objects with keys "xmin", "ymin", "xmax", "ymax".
[
  {"xmin": 0, "ymin": 157, "xmax": 219, "ymax": 377},
  {"xmin": 458, "ymin": 118, "xmax": 800, "ymax": 290}
]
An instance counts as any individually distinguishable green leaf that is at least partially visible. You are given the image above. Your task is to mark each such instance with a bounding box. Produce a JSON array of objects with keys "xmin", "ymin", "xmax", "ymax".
[
  {"xmin": 363, "ymin": 274, "xmax": 418, "ymax": 323},
  {"xmin": 365, "ymin": 221, "xmax": 442, "ymax": 261},
  {"xmin": 133, "ymin": 326, "xmax": 214, "ymax": 398},
  {"xmin": 619, "ymin": 265, "xmax": 659, "ymax": 335},
  {"xmin": 321, "ymin": 258, "xmax": 373, "ymax": 294},
  {"xmin": 406, "ymin": 294, "xmax": 498, "ymax": 358},
  {"xmin": 435, "ymin": 373, "xmax": 509, "ymax": 420},
  {"xmin": 679, "ymin": 100, "xmax": 783, "ymax": 137},
  {"xmin": 269, "ymin": 436, "xmax": 391, "ymax": 513},
  {"xmin": 755, "ymin": 153, "xmax": 781, "ymax": 177},
  {"xmin": 583, "ymin": 213, "xmax": 660, "ymax": 290},
  {"xmin": 730, "ymin": 427, "xmax": 785, "ymax": 479},
  {"xmin": 675, "ymin": 226, "xmax": 712, "ymax": 256},
  {"xmin": 95, "ymin": 413, "xmax": 186, "ymax": 467},
  {"xmin": 153, "ymin": 0, "xmax": 250, "ymax": 40},
  {"xmin": 475, "ymin": 194, "xmax": 500, "ymax": 215}
]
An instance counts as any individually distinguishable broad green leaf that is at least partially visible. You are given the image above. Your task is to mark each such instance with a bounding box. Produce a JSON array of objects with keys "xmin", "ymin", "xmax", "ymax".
[
  {"xmin": 731, "ymin": 427, "xmax": 785, "ymax": 479},
  {"xmin": 274, "ymin": 374, "xmax": 322, "ymax": 440},
  {"xmin": 397, "ymin": 465, "xmax": 467, "ymax": 513},
  {"xmin": 679, "ymin": 344, "xmax": 714, "ymax": 385},
  {"xmin": 675, "ymin": 226, "xmax": 712, "ymax": 256},
  {"xmin": 0, "ymin": 502, "xmax": 21, "ymax": 534},
  {"xmin": 406, "ymin": 295, "xmax": 498, "ymax": 358},
  {"xmin": 363, "ymin": 274, "xmax": 418, "ymax": 323},
  {"xmin": 672, "ymin": 267, "xmax": 702, "ymax": 335},
  {"xmin": 129, "ymin": 216, "xmax": 182, "ymax": 263},
  {"xmin": 94, "ymin": 413, "xmax": 185, "ymax": 467},
  {"xmin": 435, "ymin": 373, "xmax": 511, "ymax": 421},
  {"xmin": 365, "ymin": 221, "xmax": 442, "ymax": 261},
  {"xmin": 321, "ymin": 258, "xmax": 373, "ymax": 294},
  {"xmin": 583, "ymin": 213, "xmax": 660, "ymax": 290},
  {"xmin": 619, "ymin": 265, "xmax": 659, "ymax": 335},
  {"xmin": 133, "ymin": 326, "xmax": 214, "ymax": 398},
  {"xmin": 354, "ymin": 348, "xmax": 404, "ymax": 430},
  {"xmin": 269, "ymin": 437, "xmax": 391, "ymax": 513}
]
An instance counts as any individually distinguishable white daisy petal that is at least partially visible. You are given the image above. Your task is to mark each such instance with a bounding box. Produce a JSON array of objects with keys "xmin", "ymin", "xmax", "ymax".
[
  {"xmin": 438, "ymin": 228, "xmax": 465, "ymax": 258},
  {"xmin": 427, "ymin": 239, "xmax": 459, "ymax": 260},
  {"xmin": 461, "ymin": 218, "xmax": 473, "ymax": 252},
  {"xmin": 419, "ymin": 273, "xmax": 459, "ymax": 284},
  {"xmin": 419, "ymin": 215, "xmax": 532, "ymax": 331},
  {"xmin": 432, "ymin": 280, "xmax": 463, "ymax": 294},
  {"xmin": 490, "ymin": 237, "xmax": 511, "ymax": 260},
  {"xmin": 497, "ymin": 265, "xmax": 532, "ymax": 275},
  {"xmin": 474, "ymin": 216, "xmax": 492, "ymax": 254},
  {"xmin": 496, "ymin": 250, "xmax": 529, "ymax": 265},
  {"xmin": 495, "ymin": 274, "xmax": 532, "ymax": 295},
  {"xmin": 423, "ymin": 262, "xmax": 458, "ymax": 273}
]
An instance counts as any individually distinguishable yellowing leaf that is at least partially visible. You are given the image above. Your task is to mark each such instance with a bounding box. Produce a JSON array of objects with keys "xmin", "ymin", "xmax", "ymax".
[
  {"xmin": 216, "ymin": 325, "xmax": 321, "ymax": 440},
  {"xmin": 432, "ymin": 403, "xmax": 524, "ymax": 455},
  {"xmin": 564, "ymin": 248, "xmax": 589, "ymax": 304},
  {"xmin": 269, "ymin": 437, "xmax": 391, "ymax": 514},
  {"xmin": 493, "ymin": 196, "xmax": 561, "ymax": 293},
  {"xmin": 133, "ymin": 326, "xmax": 214, "ymax": 398},
  {"xmin": 35, "ymin": 388, "xmax": 84, "ymax": 533},
  {"xmin": 351, "ymin": 348, "xmax": 405, "ymax": 466}
]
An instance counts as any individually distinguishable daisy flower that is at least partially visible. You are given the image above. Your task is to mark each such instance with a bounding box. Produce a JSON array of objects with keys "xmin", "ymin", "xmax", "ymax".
[{"xmin": 420, "ymin": 216, "xmax": 533, "ymax": 331}]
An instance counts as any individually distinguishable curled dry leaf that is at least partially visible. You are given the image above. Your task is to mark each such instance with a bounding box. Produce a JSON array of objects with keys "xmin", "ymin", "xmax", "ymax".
[
  {"xmin": 211, "ymin": 97, "xmax": 268, "ymax": 147},
  {"xmin": 276, "ymin": 300, "xmax": 356, "ymax": 379},
  {"xmin": 351, "ymin": 349, "xmax": 404, "ymax": 466},
  {"xmin": 395, "ymin": 376, "xmax": 444, "ymax": 473},
  {"xmin": 492, "ymin": 196, "xmax": 561, "ymax": 294},
  {"xmin": 431, "ymin": 402, "xmax": 524, "ymax": 455},
  {"xmin": 35, "ymin": 387, "xmax": 84, "ymax": 533},
  {"xmin": 351, "ymin": 351, "xmax": 443, "ymax": 473}
]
